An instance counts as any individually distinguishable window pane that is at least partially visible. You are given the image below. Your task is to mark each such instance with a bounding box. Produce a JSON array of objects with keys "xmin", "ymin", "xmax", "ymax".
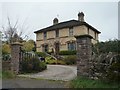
[
  {"xmin": 68, "ymin": 42, "xmax": 76, "ymax": 50},
  {"xmin": 56, "ymin": 30, "xmax": 59, "ymax": 37},
  {"xmin": 44, "ymin": 32, "xmax": 47, "ymax": 40},
  {"xmin": 69, "ymin": 27, "xmax": 73, "ymax": 36}
]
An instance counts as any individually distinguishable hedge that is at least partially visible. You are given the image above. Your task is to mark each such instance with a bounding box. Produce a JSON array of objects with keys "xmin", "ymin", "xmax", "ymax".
[{"xmin": 59, "ymin": 50, "xmax": 76, "ymax": 55}]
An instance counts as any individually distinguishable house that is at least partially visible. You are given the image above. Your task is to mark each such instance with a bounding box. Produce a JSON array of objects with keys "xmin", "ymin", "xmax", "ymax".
[{"xmin": 34, "ymin": 12, "xmax": 101, "ymax": 54}]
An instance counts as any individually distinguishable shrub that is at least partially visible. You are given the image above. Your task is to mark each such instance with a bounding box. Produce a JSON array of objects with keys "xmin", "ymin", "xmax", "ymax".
[
  {"xmin": 45, "ymin": 56, "xmax": 66, "ymax": 65},
  {"xmin": 106, "ymin": 62, "xmax": 120, "ymax": 82},
  {"xmin": 20, "ymin": 57, "xmax": 47, "ymax": 73},
  {"xmin": 45, "ymin": 57, "xmax": 57, "ymax": 64},
  {"xmin": 57, "ymin": 60, "xmax": 66, "ymax": 65},
  {"xmin": 93, "ymin": 39, "xmax": 120, "ymax": 54},
  {"xmin": 35, "ymin": 52, "xmax": 47, "ymax": 57},
  {"xmin": 39, "ymin": 62, "xmax": 47, "ymax": 71},
  {"xmin": 59, "ymin": 50, "xmax": 76, "ymax": 55},
  {"xmin": 63, "ymin": 55, "xmax": 77, "ymax": 65}
]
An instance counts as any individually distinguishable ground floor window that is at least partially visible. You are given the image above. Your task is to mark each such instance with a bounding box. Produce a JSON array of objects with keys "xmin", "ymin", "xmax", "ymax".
[
  {"xmin": 42, "ymin": 44, "xmax": 48, "ymax": 52},
  {"xmin": 68, "ymin": 42, "xmax": 76, "ymax": 50}
]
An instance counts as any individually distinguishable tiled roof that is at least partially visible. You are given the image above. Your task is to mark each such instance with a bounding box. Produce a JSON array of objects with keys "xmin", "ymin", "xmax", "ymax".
[{"xmin": 34, "ymin": 20, "xmax": 101, "ymax": 33}]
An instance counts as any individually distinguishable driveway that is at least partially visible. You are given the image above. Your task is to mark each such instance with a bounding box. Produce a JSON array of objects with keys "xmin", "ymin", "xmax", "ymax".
[
  {"xmin": 18, "ymin": 65, "xmax": 77, "ymax": 81},
  {"xmin": 2, "ymin": 65, "xmax": 77, "ymax": 88}
]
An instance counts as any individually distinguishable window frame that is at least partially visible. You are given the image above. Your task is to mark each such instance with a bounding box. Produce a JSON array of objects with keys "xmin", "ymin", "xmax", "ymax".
[
  {"xmin": 55, "ymin": 30, "xmax": 59, "ymax": 38},
  {"xmin": 69, "ymin": 27, "xmax": 73, "ymax": 36},
  {"xmin": 43, "ymin": 32, "xmax": 47, "ymax": 40},
  {"xmin": 68, "ymin": 42, "xmax": 76, "ymax": 51}
]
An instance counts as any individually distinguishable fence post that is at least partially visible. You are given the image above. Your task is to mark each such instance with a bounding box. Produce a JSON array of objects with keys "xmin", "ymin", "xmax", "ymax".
[
  {"xmin": 75, "ymin": 35, "xmax": 93, "ymax": 77},
  {"xmin": 11, "ymin": 42, "xmax": 22, "ymax": 74}
]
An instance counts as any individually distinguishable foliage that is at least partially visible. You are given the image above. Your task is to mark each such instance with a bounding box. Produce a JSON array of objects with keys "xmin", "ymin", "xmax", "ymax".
[
  {"xmin": 93, "ymin": 39, "xmax": 120, "ymax": 54},
  {"xmin": 106, "ymin": 62, "xmax": 120, "ymax": 82},
  {"xmin": 45, "ymin": 57, "xmax": 57, "ymax": 64},
  {"xmin": 20, "ymin": 57, "xmax": 47, "ymax": 73},
  {"xmin": 70, "ymin": 77, "xmax": 120, "ymax": 88},
  {"xmin": 92, "ymin": 39, "xmax": 120, "ymax": 83},
  {"xmin": 23, "ymin": 40, "xmax": 35, "ymax": 52},
  {"xmin": 35, "ymin": 52, "xmax": 47, "ymax": 58},
  {"xmin": 2, "ymin": 70, "xmax": 16, "ymax": 79},
  {"xmin": 2, "ymin": 54, "xmax": 11, "ymax": 61},
  {"xmin": 102, "ymin": 55, "xmax": 120, "ymax": 83},
  {"xmin": 45, "ymin": 56, "xmax": 65, "ymax": 65},
  {"xmin": 2, "ymin": 43, "xmax": 11, "ymax": 55},
  {"xmin": 59, "ymin": 50, "xmax": 76, "ymax": 55},
  {"xmin": 63, "ymin": 55, "xmax": 77, "ymax": 65}
]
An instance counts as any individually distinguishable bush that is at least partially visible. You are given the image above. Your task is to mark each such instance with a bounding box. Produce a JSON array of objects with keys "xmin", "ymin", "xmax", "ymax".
[
  {"xmin": 106, "ymin": 62, "xmax": 120, "ymax": 82},
  {"xmin": 35, "ymin": 52, "xmax": 47, "ymax": 57},
  {"xmin": 45, "ymin": 56, "xmax": 66, "ymax": 65},
  {"xmin": 57, "ymin": 60, "xmax": 66, "ymax": 65},
  {"xmin": 45, "ymin": 57, "xmax": 57, "ymax": 64},
  {"xmin": 93, "ymin": 39, "xmax": 120, "ymax": 54},
  {"xmin": 20, "ymin": 57, "xmax": 47, "ymax": 73},
  {"xmin": 39, "ymin": 62, "xmax": 47, "ymax": 71},
  {"xmin": 59, "ymin": 50, "xmax": 76, "ymax": 55},
  {"xmin": 63, "ymin": 55, "xmax": 77, "ymax": 65}
]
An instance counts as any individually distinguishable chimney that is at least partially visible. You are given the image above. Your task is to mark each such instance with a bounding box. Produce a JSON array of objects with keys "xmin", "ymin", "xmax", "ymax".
[
  {"xmin": 78, "ymin": 12, "xmax": 85, "ymax": 22},
  {"xmin": 53, "ymin": 18, "xmax": 58, "ymax": 25}
]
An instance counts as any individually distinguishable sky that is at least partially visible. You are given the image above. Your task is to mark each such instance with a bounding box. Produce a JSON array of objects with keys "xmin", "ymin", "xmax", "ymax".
[{"xmin": 0, "ymin": 1, "xmax": 118, "ymax": 42}]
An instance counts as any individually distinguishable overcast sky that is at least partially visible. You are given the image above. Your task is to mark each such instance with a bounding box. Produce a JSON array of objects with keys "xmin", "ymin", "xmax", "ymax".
[{"xmin": 1, "ymin": 1, "xmax": 118, "ymax": 41}]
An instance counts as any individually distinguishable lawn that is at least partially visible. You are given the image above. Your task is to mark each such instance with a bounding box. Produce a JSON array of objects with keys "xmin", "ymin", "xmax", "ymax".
[{"xmin": 70, "ymin": 76, "xmax": 120, "ymax": 88}]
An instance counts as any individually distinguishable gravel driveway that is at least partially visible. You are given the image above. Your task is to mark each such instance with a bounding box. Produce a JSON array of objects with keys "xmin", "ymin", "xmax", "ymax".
[{"xmin": 18, "ymin": 65, "xmax": 77, "ymax": 81}]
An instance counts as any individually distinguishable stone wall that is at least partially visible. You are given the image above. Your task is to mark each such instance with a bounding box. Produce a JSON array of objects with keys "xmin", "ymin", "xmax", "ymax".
[{"xmin": 2, "ymin": 61, "xmax": 11, "ymax": 71}]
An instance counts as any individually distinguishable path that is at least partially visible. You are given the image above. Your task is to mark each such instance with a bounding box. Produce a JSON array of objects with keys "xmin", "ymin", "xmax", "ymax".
[{"xmin": 18, "ymin": 65, "xmax": 77, "ymax": 81}]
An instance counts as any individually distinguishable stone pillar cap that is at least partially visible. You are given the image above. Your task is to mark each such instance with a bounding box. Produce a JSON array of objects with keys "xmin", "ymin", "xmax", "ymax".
[
  {"xmin": 11, "ymin": 42, "xmax": 23, "ymax": 46},
  {"xmin": 74, "ymin": 34, "xmax": 93, "ymax": 39}
]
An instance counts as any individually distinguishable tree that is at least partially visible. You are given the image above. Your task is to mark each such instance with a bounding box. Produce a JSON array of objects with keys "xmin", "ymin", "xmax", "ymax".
[
  {"xmin": 2, "ymin": 43, "xmax": 11, "ymax": 55},
  {"xmin": 23, "ymin": 39, "xmax": 35, "ymax": 52},
  {"xmin": 2, "ymin": 17, "xmax": 28, "ymax": 44},
  {"xmin": 93, "ymin": 39, "xmax": 120, "ymax": 54}
]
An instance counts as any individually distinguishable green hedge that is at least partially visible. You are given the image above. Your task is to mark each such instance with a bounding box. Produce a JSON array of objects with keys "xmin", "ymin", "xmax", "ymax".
[
  {"xmin": 20, "ymin": 57, "xmax": 47, "ymax": 73},
  {"xmin": 63, "ymin": 55, "xmax": 77, "ymax": 65},
  {"xmin": 59, "ymin": 50, "xmax": 76, "ymax": 55},
  {"xmin": 35, "ymin": 52, "xmax": 47, "ymax": 57}
]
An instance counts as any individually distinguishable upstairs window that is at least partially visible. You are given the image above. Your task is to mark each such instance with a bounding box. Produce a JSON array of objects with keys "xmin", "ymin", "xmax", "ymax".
[
  {"xmin": 69, "ymin": 27, "xmax": 73, "ymax": 36},
  {"xmin": 55, "ymin": 30, "xmax": 59, "ymax": 37},
  {"xmin": 44, "ymin": 32, "xmax": 47, "ymax": 40}
]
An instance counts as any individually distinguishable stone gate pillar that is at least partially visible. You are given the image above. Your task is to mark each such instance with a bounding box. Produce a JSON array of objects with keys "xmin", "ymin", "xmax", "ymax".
[
  {"xmin": 75, "ymin": 35, "xmax": 93, "ymax": 77},
  {"xmin": 11, "ymin": 42, "xmax": 22, "ymax": 74}
]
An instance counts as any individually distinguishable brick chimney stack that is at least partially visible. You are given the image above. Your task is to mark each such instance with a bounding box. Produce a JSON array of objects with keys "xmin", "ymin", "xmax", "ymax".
[
  {"xmin": 53, "ymin": 18, "xmax": 59, "ymax": 25},
  {"xmin": 78, "ymin": 12, "xmax": 85, "ymax": 22}
]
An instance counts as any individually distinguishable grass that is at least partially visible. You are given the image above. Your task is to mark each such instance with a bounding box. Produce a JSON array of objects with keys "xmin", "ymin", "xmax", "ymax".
[
  {"xmin": 70, "ymin": 76, "xmax": 120, "ymax": 88},
  {"xmin": 2, "ymin": 70, "xmax": 16, "ymax": 79}
]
